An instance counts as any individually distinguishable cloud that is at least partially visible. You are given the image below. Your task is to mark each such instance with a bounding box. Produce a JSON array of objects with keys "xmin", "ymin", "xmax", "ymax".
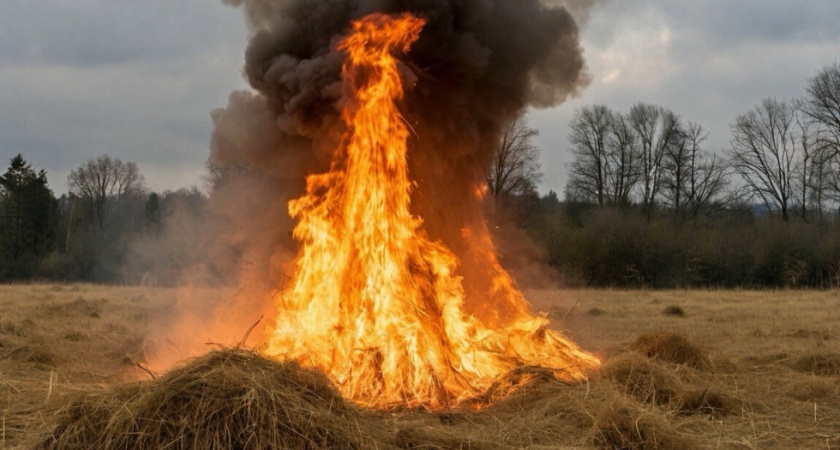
[
  {"xmin": 531, "ymin": 0, "xmax": 840, "ymax": 196},
  {"xmin": 0, "ymin": 0, "xmax": 249, "ymax": 193}
]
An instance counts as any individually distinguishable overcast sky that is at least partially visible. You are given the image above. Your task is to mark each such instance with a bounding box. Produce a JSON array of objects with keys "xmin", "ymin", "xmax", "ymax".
[{"xmin": 2, "ymin": 1, "xmax": 839, "ymax": 196}]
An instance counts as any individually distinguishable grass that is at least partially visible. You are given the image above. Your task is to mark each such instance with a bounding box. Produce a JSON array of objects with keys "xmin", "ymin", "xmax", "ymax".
[{"xmin": 0, "ymin": 284, "xmax": 838, "ymax": 448}]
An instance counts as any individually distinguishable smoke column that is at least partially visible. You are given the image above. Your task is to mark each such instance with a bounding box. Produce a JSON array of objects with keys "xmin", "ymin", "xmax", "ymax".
[{"xmin": 149, "ymin": 0, "xmax": 596, "ymax": 369}]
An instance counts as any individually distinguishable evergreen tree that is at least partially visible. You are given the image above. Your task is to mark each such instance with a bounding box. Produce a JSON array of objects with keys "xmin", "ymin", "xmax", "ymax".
[{"xmin": 0, "ymin": 154, "xmax": 57, "ymax": 278}]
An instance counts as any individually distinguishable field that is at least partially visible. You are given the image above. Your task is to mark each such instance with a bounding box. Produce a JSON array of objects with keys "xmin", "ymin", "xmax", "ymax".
[{"xmin": 1, "ymin": 284, "xmax": 839, "ymax": 449}]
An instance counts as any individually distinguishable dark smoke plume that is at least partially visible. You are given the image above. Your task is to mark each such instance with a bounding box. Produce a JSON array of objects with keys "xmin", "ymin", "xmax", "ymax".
[
  {"xmin": 213, "ymin": 0, "xmax": 592, "ymax": 314},
  {"xmin": 151, "ymin": 0, "xmax": 595, "ymax": 365}
]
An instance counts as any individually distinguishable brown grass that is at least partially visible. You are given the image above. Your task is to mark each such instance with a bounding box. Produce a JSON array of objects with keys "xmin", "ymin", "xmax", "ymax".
[{"xmin": 0, "ymin": 285, "xmax": 839, "ymax": 449}]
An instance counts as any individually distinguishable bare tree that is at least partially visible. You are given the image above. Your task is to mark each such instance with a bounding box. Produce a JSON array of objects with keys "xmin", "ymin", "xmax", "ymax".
[
  {"xmin": 660, "ymin": 123, "xmax": 691, "ymax": 214},
  {"xmin": 803, "ymin": 63, "xmax": 840, "ymax": 149},
  {"xmin": 605, "ymin": 111, "xmax": 641, "ymax": 206},
  {"xmin": 627, "ymin": 103, "xmax": 682, "ymax": 210},
  {"xmin": 727, "ymin": 99, "xmax": 805, "ymax": 221},
  {"xmin": 662, "ymin": 122, "xmax": 730, "ymax": 217},
  {"xmin": 68, "ymin": 155, "xmax": 146, "ymax": 234},
  {"xmin": 566, "ymin": 105, "xmax": 612, "ymax": 205},
  {"xmin": 803, "ymin": 63, "xmax": 840, "ymax": 209},
  {"xmin": 486, "ymin": 113, "xmax": 542, "ymax": 199}
]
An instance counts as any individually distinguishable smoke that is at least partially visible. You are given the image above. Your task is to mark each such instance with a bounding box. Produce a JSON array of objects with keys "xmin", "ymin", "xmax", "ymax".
[{"xmin": 148, "ymin": 0, "xmax": 594, "ymax": 366}]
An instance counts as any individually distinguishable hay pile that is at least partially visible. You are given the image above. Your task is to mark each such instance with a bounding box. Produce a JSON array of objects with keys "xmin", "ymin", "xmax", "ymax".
[
  {"xmin": 38, "ymin": 349, "xmax": 366, "ymax": 450},
  {"xmin": 630, "ymin": 331, "xmax": 710, "ymax": 369}
]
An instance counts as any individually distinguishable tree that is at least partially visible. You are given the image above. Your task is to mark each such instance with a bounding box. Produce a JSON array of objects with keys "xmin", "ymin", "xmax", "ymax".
[
  {"xmin": 68, "ymin": 155, "xmax": 146, "ymax": 235},
  {"xmin": 486, "ymin": 113, "xmax": 542, "ymax": 199},
  {"xmin": 803, "ymin": 63, "xmax": 840, "ymax": 149},
  {"xmin": 567, "ymin": 105, "xmax": 613, "ymax": 205},
  {"xmin": 803, "ymin": 63, "xmax": 840, "ymax": 208},
  {"xmin": 627, "ymin": 103, "xmax": 682, "ymax": 211},
  {"xmin": 0, "ymin": 154, "xmax": 57, "ymax": 278},
  {"xmin": 727, "ymin": 98, "xmax": 804, "ymax": 221},
  {"xmin": 605, "ymin": 111, "xmax": 641, "ymax": 206},
  {"xmin": 661, "ymin": 122, "xmax": 731, "ymax": 218}
]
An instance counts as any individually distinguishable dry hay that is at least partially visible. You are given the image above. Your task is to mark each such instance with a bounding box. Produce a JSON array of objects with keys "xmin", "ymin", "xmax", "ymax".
[
  {"xmin": 787, "ymin": 352, "xmax": 840, "ymax": 376},
  {"xmin": 785, "ymin": 329, "xmax": 830, "ymax": 340},
  {"xmin": 599, "ymin": 354, "xmax": 681, "ymax": 406},
  {"xmin": 587, "ymin": 307, "xmax": 607, "ymax": 316},
  {"xmin": 660, "ymin": 305, "xmax": 685, "ymax": 317},
  {"xmin": 673, "ymin": 389, "xmax": 739, "ymax": 418},
  {"xmin": 394, "ymin": 425, "xmax": 508, "ymax": 450},
  {"xmin": 784, "ymin": 378, "xmax": 839, "ymax": 402},
  {"xmin": 0, "ymin": 318, "xmax": 34, "ymax": 336},
  {"xmin": 38, "ymin": 349, "xmax": 365, "ymax": 450},
  {"xmin": 599, "ymin": 353, "xmax": 738, "ymax": 419},
  {"xmin": 48, "ymin": 296, "xmax": 104, "ymax": 318},
  {"xmin": 630, "ymin": 332, "xmax": 710, "ymax": 369},
  {"xmin": 592, "ymin": 401, "xmax": 694, "ymax": 450}
]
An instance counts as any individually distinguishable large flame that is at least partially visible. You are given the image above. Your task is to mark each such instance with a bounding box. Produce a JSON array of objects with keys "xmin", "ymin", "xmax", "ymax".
[{"xmin": 264, "ymin": 13, "xmax": 599, "ymax": 408}]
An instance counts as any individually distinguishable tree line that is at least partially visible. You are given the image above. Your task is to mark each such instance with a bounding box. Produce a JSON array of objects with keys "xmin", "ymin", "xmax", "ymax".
[
  {"xmin": 492, "ymin": 62, "xmax": 840, "ymax": 288},
  {"xmin": 0, "ymin": 154, "xmax": 209, "ymax": 283},
  {"xmin": 2, "ymin": 62, "xmax": 839, "ymax": 288}
]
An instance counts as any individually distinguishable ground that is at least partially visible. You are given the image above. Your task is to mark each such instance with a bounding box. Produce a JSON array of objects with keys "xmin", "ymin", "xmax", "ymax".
[{"xmin": 1, "ymin": 284, "xmax": 838, "ymax": 448}]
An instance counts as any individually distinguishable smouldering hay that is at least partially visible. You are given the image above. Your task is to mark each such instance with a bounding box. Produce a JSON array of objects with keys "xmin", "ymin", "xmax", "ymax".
[
  {"xmin": 599, "ymin": 354, "xmax": 681, "ymax": 405},
  {"xmin": 630, "ymin": 331, "xmax": 710, "ymax": 369},
  {"xmin": 592, "ymin": 402, "xmax": 694, "ymax": 450},
  {"xmin": 38, "ymin": 349, "xmax": 364, "ymax": 450}
]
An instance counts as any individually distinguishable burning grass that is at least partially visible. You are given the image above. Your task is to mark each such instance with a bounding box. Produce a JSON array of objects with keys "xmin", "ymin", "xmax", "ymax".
[{"xmin": 2, "ymin": 285, "xmax": 840, "ymax": 449}]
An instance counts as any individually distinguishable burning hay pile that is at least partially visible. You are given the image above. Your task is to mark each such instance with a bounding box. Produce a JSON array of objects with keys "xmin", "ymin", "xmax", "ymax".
[
  {"xmin": 38, "ymin": 331, "xmax": 746, "ymax": 450},
  {"xmin": 146, "ymin": 0, "xmax": 602, "ymax": 410}
]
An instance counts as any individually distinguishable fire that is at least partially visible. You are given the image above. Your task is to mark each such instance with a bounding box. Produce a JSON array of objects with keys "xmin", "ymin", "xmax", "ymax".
[{"xmin": 264, "ymin": 13, "xmax": 599, "ymax": 408}]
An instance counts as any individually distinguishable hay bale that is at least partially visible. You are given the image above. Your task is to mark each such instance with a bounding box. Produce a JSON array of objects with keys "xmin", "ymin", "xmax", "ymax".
[
  {"xmin": 592, "ymin": 402, "xmax": 693, "ymax": 450},
  {"xmin": 630, "ymin": 332, "xmax": 709, "ymax": 369},
  {"xmin": 599, "ymin": 354, "xmax": 680, "ymax": 405},
  {"xmin": 660, "ymin": 305, "xmax": 685, "ymax": 317},
  {"xmin": 38, "ymin": 349, "xmax": 363, "ymax": 450}
]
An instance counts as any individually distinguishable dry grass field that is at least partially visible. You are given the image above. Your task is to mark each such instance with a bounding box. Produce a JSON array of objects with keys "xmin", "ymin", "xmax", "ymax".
[{"xmin": 1, "ymin": 284, "xmax": 838, "ymax": 449}]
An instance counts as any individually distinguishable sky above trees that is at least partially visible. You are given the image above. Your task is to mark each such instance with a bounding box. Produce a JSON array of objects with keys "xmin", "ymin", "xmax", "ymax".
[{"xmin": 1, "ymin": 0, "xmax": 839, "ymax": 195}]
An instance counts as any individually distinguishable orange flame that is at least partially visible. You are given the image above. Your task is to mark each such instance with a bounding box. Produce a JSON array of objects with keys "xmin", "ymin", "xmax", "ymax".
[{"xmin": 264, "ymin": 13, "xmax": 599, "ymax": 408}]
